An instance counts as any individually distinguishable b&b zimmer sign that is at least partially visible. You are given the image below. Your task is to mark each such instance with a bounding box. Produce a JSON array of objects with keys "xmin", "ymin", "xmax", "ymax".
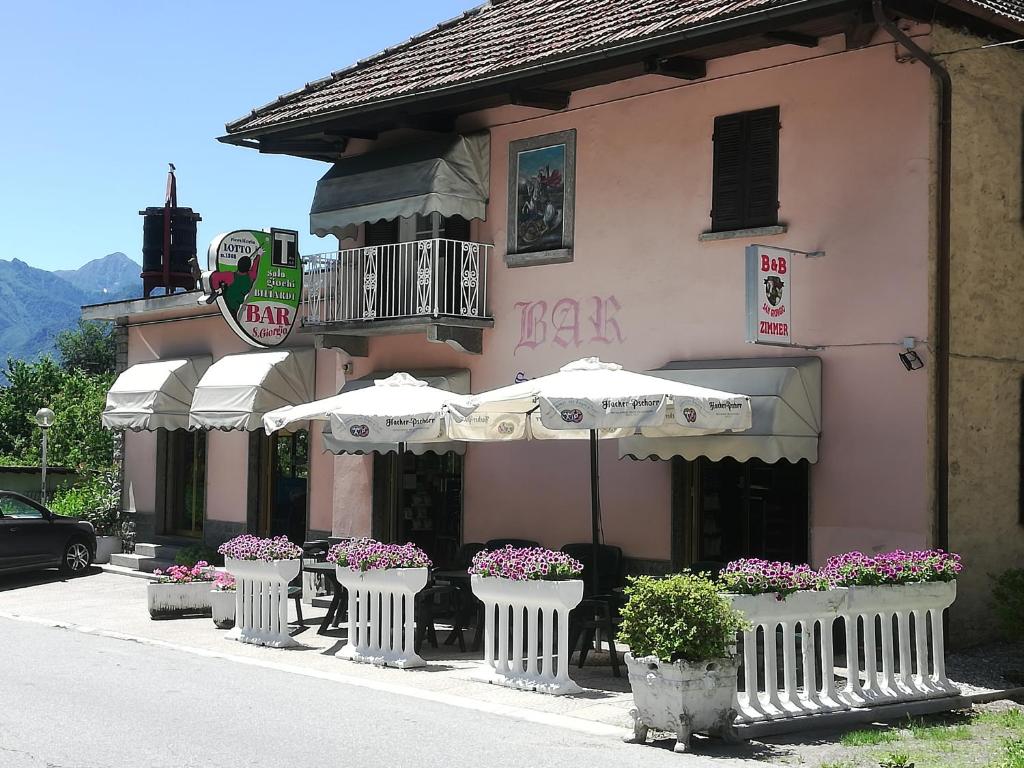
[
  {"xmin": 745, "ymin": 244, "xmax": 792, "ymax": 346},
  {"xmin": 203, "ymin": 229, "xmax": 301, "ymax": 347}
]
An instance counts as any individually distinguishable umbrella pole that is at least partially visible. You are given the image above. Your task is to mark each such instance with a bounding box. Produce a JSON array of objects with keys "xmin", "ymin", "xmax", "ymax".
[
  {"xmin": 589, "ymin": 429, "xmax": 601, "ymax": 595},
  {"xmin": 395, "ymin": 441, "xmax": 407, "ymax": 542}
]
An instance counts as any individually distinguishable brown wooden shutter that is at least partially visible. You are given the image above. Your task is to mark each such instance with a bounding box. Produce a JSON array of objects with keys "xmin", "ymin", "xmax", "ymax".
[
  {"xmin": 711, "ymin": 113, "xmax": 745, "ymax": 232},
  {"xmin": 364, "ymin": 218, "xmax": 400, "ymax": 246},
  {"xmin": 744, "ymin": 107, "xmax": 780, "ymax": 228},
  {"xmin": 711, "ymin": 107, "xmax": 780, "ymax": 231}
]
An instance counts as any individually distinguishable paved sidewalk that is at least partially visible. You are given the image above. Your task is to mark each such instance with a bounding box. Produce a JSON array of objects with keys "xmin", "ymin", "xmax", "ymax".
[{"xmin": 0, "ymin": 569, "xmax": 641, "ymax": 735}]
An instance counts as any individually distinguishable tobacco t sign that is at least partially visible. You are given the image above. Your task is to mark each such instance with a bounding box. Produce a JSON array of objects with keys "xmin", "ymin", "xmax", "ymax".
[
  {"xmin": 203, "ymin": 229, "xmax": 301, "ymax": 347},
  {"xmin": 746, "ymin": 244, "xmax": 792, "ymax": 346}
]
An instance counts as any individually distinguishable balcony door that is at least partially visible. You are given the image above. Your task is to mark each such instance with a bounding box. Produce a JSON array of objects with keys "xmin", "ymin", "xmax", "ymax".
[
  {"xmin": 160, "ymin": 430, "xmax": 207, "ymax": 538},
  {"xmin": 251, "ymin": 430, "xmax": 309, "ymax": 545}
]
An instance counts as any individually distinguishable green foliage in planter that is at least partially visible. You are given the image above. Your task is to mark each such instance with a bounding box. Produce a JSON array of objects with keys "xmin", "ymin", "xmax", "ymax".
[
  {"xmin": 617, "ymin": 573, "xmax": 747, "ymax": 663},
  {"xmin": 991, "ymin": 568, "xmax": 1024, "ymax": 639},
  {"xmin": 49, "ymin": 467, "xmax": 119, "ymax": 536},
  {"xmin": 174, "ymin": 544, "xmax": 223, "ymax": 567}
]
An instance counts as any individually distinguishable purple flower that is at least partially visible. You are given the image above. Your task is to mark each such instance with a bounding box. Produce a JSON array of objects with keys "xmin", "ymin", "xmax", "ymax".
[
  {"xmin": 468, "ymin": 546, "xmax": 583, "ymax": 582},
  {"xmin": 217, "ymin": 535, "xmax": 302, "ymax": 562}
]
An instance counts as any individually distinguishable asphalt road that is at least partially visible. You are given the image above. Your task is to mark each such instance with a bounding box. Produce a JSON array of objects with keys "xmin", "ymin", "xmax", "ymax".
[{"xmin": 0, "ymin": 616, "xmax": 715, "ymax": 768}]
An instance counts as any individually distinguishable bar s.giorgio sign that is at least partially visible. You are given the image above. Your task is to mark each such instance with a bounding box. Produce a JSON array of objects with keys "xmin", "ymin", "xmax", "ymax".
[
  {"xmin": 745, "ymin": 244, "xmax": 792, "ymax": 345},
  {"xmin": 202, "ymin": 228, "xmax": 301, "ymax": 348}
]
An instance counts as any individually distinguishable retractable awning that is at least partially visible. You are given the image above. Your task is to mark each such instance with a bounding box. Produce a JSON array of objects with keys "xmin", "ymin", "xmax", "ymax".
[
  {"xmin": 102, "ymin": 357, "xmax": 212, "ymax": 431},
  {"xmin": 322, "ymin": 369, "xmax": 469, "ymax": 455},
  {"xmin": 619, "ymin": 357, "xmax": 821, "ymax": 464},
  {"xmin": 310, "ymin": 133, "xmax": 489, "ymax": 239},
  {"xmin": 189, "ymin": 349, "xmax": 315, "ymax": 431}
]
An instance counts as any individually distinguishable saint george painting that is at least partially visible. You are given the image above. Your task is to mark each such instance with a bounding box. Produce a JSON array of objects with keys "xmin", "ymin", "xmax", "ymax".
[{"xmin": 506, "ymin": 129, "xmax": 576, "ymax": 267}]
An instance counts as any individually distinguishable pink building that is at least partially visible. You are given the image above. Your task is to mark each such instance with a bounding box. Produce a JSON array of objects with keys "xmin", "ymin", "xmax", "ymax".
[{"xmin": 87, "ymin": 0, "xmax": 1024, "ymax": 642}]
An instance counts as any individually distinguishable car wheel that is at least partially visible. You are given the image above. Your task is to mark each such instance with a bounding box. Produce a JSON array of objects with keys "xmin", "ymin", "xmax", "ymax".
[{"xmin": 59, "ymin": 538, "xmax": 92, "ymax": 576}]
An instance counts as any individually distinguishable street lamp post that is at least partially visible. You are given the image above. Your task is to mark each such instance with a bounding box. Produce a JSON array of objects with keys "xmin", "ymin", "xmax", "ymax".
[{"xmin": 35, "ymin": 408, "xmax": 55, "ymax": 505}]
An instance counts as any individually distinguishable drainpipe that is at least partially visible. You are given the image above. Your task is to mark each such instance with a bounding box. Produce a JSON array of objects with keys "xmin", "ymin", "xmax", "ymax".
[{"xmin": 872, "ymin": 0, "xmax": 952, "ymax": 551}]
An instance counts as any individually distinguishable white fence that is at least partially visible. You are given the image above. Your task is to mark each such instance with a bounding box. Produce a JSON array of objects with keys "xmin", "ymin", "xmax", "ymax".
[
  {"xmin": 727, "ymin": 581, "xmax": 958, "ymax": 723},
  {"xmin": 303, "ymin": 239, "xmax": 491, "ymax": 325},
  {"xmin": 335, "ymin": 567, "xmax": 428, "ymax": 669},
  {"xmin": 225, "ymin": 558, "xmax": 301, "ymax": 648},
  {"xmin": 470, "ymin": 575, "xmax": 584, "ymax": 695}
]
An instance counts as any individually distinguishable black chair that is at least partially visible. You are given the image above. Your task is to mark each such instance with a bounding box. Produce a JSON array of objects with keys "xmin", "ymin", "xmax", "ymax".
[
  {"xmin": 450, "ymin": 542, "xmax": 486, "ymax": 568},
  {"xmin": 562, "ymin": 543, "xmax": 625, "ymax": 677},
  {"xmin": 415, "ymin": 581, "xmax": 463, "ymax": 652},
  {"xmin": 484, "ymin": 538, "xmax": 540, "ymax": 549},
  {"xmin": 289, "ymin": 540, "xmax": 330, "ymax": 628}
]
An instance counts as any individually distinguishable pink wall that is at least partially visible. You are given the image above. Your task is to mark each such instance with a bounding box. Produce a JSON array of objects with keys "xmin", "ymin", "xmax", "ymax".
[{"xmin": 336, "ymin": 33, "xmax": 933, "ymax": 564}]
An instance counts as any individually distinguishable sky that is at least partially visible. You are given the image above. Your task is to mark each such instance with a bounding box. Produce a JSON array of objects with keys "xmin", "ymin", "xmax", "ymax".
[{"xmin": 0, "ymin": 0, "xmax": 477, "ymax": 272}]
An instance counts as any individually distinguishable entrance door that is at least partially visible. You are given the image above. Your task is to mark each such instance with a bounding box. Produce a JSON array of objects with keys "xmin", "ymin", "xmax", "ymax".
[
  {"xmin": 254, "ymin": 431, "xmax": 309, "ymax": 544},
  {"xmin": 163, "ymin": 430, "xmax": 207, "ymax": 538},
  {"xmin": 673, "ymin": 457, "xmax": 809, "ymax": 568},
  {"xmin": 373, "ymin": 450, "xmax": 463, "ymax": 567}
]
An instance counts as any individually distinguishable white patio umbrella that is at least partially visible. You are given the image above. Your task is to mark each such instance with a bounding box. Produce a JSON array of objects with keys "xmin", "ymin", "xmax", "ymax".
[{"xmin": 448, "ymin": 357, "xmax": 752, "ymax": 592}]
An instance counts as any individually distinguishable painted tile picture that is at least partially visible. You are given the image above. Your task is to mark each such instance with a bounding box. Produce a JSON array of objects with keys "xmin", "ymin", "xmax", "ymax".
[{"xmin": 507, "ymin": 129, "xmax": 575, "ymax": 265}]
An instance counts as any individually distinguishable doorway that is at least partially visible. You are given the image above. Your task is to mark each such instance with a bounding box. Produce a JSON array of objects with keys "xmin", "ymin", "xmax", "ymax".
[
  {"xmin": 672, "ymin": 456, "xmax": 809, "ymax": 568},
  {"xmin": 251, "ymin": 430, "xmax": 309, "ymax": 544},
  {"xmin": 161, "ymin": 430, "xmax": 207, "ymax": 538},
  {"xmin": 372, "ymin": 450, "xmax": 463, "ymax": 566}
]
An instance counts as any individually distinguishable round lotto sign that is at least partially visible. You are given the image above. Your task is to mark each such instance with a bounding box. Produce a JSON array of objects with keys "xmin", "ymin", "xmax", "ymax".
[{"xmin": 205, "ymin": 229, "xmax": 302, "ymax": 348}]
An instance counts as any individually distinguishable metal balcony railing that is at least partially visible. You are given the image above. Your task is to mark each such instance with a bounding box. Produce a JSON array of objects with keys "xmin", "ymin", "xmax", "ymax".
[{"xmin": 303, "ymin": 239, "xmax": 491, "ymax": 326}]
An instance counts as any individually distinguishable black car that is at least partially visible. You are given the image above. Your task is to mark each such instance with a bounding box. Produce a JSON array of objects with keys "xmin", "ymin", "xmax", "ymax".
[{"xmin": 0, "ymin": 491, "xmax": 96, "ymax": 576}]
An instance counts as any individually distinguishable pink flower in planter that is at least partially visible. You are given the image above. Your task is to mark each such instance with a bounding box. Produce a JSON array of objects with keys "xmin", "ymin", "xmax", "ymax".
[
  {"xmin": 469, "ymin": 546, "xmax": 582, "ymax": 582},
  {"xmin": 154, "ymin": 561, "xmax": 215, "ymax": 584}
]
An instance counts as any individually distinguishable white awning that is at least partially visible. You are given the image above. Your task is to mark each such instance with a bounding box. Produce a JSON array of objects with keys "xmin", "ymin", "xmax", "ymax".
[
  {"xmin": 189, "ymin": 349, "xmax": 315, "ymax": 431},
  {"xmin": 102, "ymin": 357, "xmax": 212, "ymax": 432},
  {"xmin": 619, "ymin": 357, "xmax": 821, "ymax": 464},
  {"xmin": 322, "ymin": 368, "xmax": 469, "ymax": 455}
]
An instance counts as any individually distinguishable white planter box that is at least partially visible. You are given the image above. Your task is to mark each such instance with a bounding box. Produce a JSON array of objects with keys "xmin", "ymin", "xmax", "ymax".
[
  {"xmin": 726, "ymin": 588, "xmax": 848, "ymax": 722},
  {"xmin": 335, "ymin": 566, "xmax": 428, "ymax": 668},
  {"xmin": 624, "ymin": 653, "xmax": 740, "ymax": 753},
  {"xmin": 210, "ymin": 589, "xmax": 236, "ymax": 629},
  {"xmin": 842, "ymin": 580, "xmax": 958, "ymax": 702},
  {"xmin": 225, "ymin": 557, "xmax": 301, "ymax": 648},
  {"xmin": 94, "ymin": 535, "xmax": 122, "ymax": 565},
  {"xmin": 470, "ymin": 575, "xmax": 584, "ymax": 695},
  {"xmin": 147, "ymin": 580, "xmax": 215, "ymax": 619}
]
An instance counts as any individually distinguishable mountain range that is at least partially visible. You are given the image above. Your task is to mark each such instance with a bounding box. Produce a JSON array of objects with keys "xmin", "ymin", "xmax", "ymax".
[{"xmin": 0, "ymin": 252, "xmax": 142, "ymax": 366}]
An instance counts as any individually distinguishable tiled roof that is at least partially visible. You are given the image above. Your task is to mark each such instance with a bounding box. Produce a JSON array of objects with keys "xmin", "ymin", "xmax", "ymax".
[{"xmin": 226, "ymin": 0, "xmax": 1024, "ymax": 136}]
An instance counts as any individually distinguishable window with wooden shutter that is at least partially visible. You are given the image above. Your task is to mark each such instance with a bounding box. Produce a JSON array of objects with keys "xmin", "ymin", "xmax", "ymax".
[
  {"xmin": 711, "ymin": 107, "xmax": 780, "ymax": 232},
  {"xmin": 364, "ymin": 218, "xmax": 400, "ymax": 246}
]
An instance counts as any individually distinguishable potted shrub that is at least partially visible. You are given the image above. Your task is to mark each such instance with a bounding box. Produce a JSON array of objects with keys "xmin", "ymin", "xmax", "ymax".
[
  {"xmin": 49, "ymin": 468, "xmax": 122, "ymax": 564},
  {"xmin": 468, "ymin": 546, "xmax": 584, "ymax": 695},
  {"xmin": 334, "ymin": 540, "xmax": 432, "ymax": 668},
  {"xmin": 147, "ymin": 561, "xmax": 215, "ymax": 619},
  {"xmin": 618, "ymin": 573, "xmax": 747, "ymax": 752},
  {"xmin": 219, "ymin": 534, "xmax": 303, "ymax": 647},
  {"xmin": 210, "ymin": 571, "xmax": 236, "ymax": 629}
]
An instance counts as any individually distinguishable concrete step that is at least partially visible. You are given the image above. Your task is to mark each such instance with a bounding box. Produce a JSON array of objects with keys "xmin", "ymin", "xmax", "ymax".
[
  {"xmin": 134, "ymin": 542, "xmax": 188, "ymax": 559},
  {"xmin": 108, "ymin": 552, "xmax": 178, "ymax": 573}
]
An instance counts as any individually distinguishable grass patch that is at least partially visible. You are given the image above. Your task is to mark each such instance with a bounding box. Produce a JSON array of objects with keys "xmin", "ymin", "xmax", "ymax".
[
  {"xmin": 840, "ymin": 728, "xmax": 900, "ymax": 747},
  {"xmin": 819, "ymin": 762, "xmax": 854, "ymax": 768},
  {"xmin": 993, "ymin": 738, "xmax": 1024, "ymax": 768},
  {"xmin": 910, "ymin": 722, "xmax": 973, "ymax": 742},
  {"xmin": 977, "ymin": 710, "xmax": 1024, "ymax": 732}
]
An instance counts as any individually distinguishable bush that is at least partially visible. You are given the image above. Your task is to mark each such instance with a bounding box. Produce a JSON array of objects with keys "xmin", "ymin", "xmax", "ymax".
[
  {"xmin": 617, "ymin": 573, "xmax": 747, "ymax": 663},
  {"xmin": 991, "ymin": 568, "xmax": 1024, "ymax": 639},
  {"xmin": 174, "ymin": 544, "xmax": 222, "ymax": 567},
  {"xmin": 48, "ymin": 467, "xmax": 119, "ymax": 536}
]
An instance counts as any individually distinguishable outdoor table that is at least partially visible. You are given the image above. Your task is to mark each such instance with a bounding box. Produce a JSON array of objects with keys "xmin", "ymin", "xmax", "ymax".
[
  {"xmin": 433, "ymin": 569, "xmax": 482, "ymax": 652},
  {"xmin": 304, "ymin": 561, "xmax": 345, "ymax": 635}
]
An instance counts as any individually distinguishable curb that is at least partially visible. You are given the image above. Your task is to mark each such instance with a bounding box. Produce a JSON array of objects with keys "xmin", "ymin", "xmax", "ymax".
[{"xmin": 0, "ymin": 610, "xmax": 628, "ymax": 740}]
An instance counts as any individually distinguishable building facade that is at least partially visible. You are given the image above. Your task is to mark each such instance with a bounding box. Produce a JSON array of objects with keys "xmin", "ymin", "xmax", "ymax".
[{"xmin": 87, "ymin": 0, "xmax": 1024, "ymax": 643}]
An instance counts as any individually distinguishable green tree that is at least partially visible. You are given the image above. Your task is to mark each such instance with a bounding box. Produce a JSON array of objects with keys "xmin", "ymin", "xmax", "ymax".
[
  {"xmin": 0, "ymin": 357, "xmax": 113, "ymax": 470},
  {"xmin": 56, "ymin": 320, "xmax": 115, "ymax": 375}
]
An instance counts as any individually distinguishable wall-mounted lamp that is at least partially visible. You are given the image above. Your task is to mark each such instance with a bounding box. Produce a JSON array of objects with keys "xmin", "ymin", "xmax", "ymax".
[{"xmin": 899, "ymin": 338, "xmax": 924, "ymax": 371}]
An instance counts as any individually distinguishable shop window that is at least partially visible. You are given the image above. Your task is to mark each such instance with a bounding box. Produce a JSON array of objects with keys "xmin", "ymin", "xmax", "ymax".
[
  {"xmin": 711, "ymin": 107, "xmax": 780, "ymax": 232},
  {"xmin": 161, "ymin": 430, "xmax": 207, "ymax": 538},
  {"xmin": 672, "ymin": 456, "xmax": 809, "ymax": 568}
]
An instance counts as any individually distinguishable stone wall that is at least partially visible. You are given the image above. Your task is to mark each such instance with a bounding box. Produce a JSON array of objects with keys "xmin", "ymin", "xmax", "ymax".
[{"xmin": 936, "ymin": 24, "xmax": 1024, "ymax": 644}]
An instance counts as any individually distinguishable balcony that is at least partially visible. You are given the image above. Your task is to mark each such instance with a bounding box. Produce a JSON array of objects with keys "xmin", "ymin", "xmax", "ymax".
[{"xmin": 302, "ymin": 238, "xmax": 493, "ymax": 355}]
